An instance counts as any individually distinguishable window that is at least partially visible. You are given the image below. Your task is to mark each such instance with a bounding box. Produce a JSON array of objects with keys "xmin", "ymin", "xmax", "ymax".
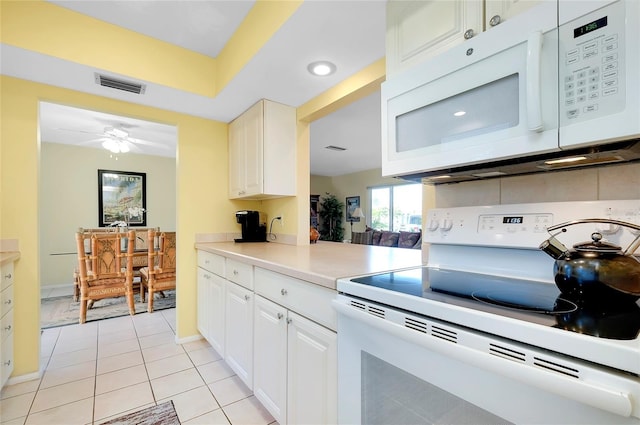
[{"xmin": 370, "ymin": 184, "xmax": 422, "ymax": 232}]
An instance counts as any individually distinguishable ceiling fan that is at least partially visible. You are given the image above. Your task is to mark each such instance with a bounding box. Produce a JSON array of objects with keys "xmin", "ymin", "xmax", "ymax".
[
  {"xmin": 100, "ymin": 126, "xmax": 133, "ymax": 153},
  {"xmin": 56, "ymin": 124, "xmax": 172, "ymax": 155}
]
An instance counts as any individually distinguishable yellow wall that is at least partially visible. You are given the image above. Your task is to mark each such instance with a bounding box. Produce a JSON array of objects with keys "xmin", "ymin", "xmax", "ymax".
[{"xmin": 0, "ymin": 75, "xmax": 234, "ymax": 376}]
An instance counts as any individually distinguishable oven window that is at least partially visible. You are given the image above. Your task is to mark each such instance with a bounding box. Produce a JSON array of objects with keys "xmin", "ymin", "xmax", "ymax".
[
  {"xmin": 395, "ymin": 74, "xmax": 520, "ymax": 152},
  {"xmin": 361, "ymin": 352, "xmax": 512, "ymax": 425}
]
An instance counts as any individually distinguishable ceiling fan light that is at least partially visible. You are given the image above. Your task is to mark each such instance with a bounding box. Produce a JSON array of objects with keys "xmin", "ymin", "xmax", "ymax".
[
  {"xmin": 102, "ymin": 139, "xmax": 119, "ymax": 153},
  {"xmin": 118, "ymin": 142, "xmax": 130, "ymax": 153}
]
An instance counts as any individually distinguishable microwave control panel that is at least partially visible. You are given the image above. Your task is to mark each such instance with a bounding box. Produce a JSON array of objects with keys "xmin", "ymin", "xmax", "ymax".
[{"xmin": 559, "ymin": 1, "xmax": 625, "ymax": 125}]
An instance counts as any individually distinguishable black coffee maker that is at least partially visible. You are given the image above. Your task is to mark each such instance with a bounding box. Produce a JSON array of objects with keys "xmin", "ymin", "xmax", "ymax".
[{"xmin": 235, "ymin": 210, "xmax": 267, "ymax": 242}]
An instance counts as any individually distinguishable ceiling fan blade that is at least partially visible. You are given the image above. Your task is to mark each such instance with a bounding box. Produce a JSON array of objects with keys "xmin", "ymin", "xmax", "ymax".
[
  {"xmin": 55, "ymin": 127, "xmax": 104, "ymax": 137},
  {"xmin": 127, "ymin": 138, "xmax": 172, "ymax": 150}
]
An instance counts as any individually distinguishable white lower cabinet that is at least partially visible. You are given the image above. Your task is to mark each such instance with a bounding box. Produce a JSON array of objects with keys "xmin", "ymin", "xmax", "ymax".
[
  {"xmin": 225, "ymin": 281, "xmax": 254, "ymax": 389},
  {"xmin": 1, "ymin": 261, "xmax": 15, "ymax": 389},
  {"xmin": 197, "ymin": 267, "xmax": 225, "ymax": 356},
  {"xmin": 254, "ymin": 295, "xmax": 337, "ymax": 425},
  {"xmin": 195, "ymin": 251, "xmax": 337, "ymax": 424},
  {"xmin": 254, "ymin": 296, "xmax": 288, "ymax": 423}
]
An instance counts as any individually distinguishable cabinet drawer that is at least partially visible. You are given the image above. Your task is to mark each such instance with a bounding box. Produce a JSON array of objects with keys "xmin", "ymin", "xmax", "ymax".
[
  {"xmin": 1, "ymin": 310, "xmax": 13, "ymax": 343},
  {"xmin": 1, "ymin": 262, "xmax": 14, "ymax": 291},
  {"xmin": 197, "ymin": 250, "xmax": 225, "ymax": 276},
  {"xmin": 1, "ymin": 284, "xmax": 13, "ymax": 318},
  {"xmin": 226, "ymin": 259, "xmax": 253, "ymax": 290},
  {"xmin": 254, "ymin": 268, "xmax": 336, "ymax": 331}
]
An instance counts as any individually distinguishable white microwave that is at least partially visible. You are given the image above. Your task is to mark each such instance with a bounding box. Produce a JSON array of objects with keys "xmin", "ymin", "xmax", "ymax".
[{"xmin": 381, "ymin": 0, "xmax": 640, "ymax": 183}]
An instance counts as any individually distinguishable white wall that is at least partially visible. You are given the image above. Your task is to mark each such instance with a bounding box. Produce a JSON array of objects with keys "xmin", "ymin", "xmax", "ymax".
[{"xmin": 40, "ymin": 142, "xmax": 176, "ymax": 286}]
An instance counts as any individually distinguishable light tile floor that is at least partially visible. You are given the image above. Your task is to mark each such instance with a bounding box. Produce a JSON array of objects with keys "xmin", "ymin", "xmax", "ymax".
[{"xmin": 0, "ymin": 306, "xmax": 276, "ymax": 425}]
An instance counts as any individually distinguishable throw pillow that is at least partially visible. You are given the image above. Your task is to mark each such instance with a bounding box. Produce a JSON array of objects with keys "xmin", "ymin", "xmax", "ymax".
[
  {"xmin": 372, "ymin": 230, "xmax": 383, "ymax": 245},
  {"xmin": 398, "ymin": 231, "xmax": 421, "ymax": 249},
  {"xmin": 379, "ymin": 231, "xmax": 400, "ymax": 247}
]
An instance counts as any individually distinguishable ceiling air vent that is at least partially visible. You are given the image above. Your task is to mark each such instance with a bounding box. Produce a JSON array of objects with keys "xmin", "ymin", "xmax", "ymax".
[{"xmin": 95, "ymin": 73, "xmax": 146, "ymax": 94}]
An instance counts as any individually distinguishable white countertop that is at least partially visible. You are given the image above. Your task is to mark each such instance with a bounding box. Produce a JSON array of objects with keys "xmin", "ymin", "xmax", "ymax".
[
  {"xmin": 0, "ymin": 252, "xmax": 20, "ymax": 266},
  {"xmin": 194, "ymin": 241, "xmax": 423, "ymax": 289}
]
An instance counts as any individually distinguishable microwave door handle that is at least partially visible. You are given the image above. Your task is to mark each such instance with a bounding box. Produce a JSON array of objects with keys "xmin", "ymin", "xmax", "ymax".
[{"xmin": 526, "ymin": 30, "xmax": 543, "ymax": 132}]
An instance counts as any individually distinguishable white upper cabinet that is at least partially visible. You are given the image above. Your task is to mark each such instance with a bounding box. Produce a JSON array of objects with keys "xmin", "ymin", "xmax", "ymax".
[
  {"xmin": 228, "ymin": 99, "xmax": 296, "ymax": 200},
  {"xmin": 386, "ymin": 0, "xmax": 540, "ymax": 77}
]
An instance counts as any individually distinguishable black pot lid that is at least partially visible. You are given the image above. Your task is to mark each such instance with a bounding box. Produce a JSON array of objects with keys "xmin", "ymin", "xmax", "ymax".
[{"xmin": 574, "ymin": 232, "xmax": 621, "ymax": 253}]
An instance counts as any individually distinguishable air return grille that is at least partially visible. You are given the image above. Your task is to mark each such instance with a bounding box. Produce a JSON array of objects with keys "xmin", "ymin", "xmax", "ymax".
[{"xmin": 95, "ymin": 73, "xmax": 146, "ymax": 94}]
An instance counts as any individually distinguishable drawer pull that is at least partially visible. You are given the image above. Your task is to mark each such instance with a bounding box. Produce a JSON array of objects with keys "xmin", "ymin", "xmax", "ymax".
[
  {"xmin": 277, "ymin": 313, "xmax": 284, "ymax": 320},
  {"xmin": 281, "ymin": 289, "xmax": 288, "ymax": 296},
  {"xmin": 4, "ymin": 325, "xmax": 10, "ymax": 331},
  {"xmin": 244, "ymin": 294, "xmax": 251, "ymax": 301},
  {"xmin": 233, "ymin": 270, "xmax": 239, "ymax": 275},
  {"xmin": 286, "ymin": 318, "xmax": 292, "ymax": 325},
  {"xmin": 4, "ymin": 273, "xmax": 11, "ymax": 279},
  {"xmin": 4, "ymin": 299, "xmax": 11, "ymax": 305},
  {"xmin": 3, "ymin": 360, "xmax": 10, "ymax": 366}
]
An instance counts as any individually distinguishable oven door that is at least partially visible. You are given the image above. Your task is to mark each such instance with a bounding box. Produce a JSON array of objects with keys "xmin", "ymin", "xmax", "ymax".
[
  {"xmin": 381, "ymin": 2, "xmax": 558, "ymax": 178},
  {"xmin": 333, "ymin": 295, "xmax": 640, "ymax": 425}
]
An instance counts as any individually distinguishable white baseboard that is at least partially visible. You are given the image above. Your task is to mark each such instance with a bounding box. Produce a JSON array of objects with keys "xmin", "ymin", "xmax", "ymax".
[
  {"xmin": 175, "ymin": 333, "xmax": 203, "ymax": 345},
  {"xmin": 6, "ymin": 370, "xmax": 42, "ymax": 387}
]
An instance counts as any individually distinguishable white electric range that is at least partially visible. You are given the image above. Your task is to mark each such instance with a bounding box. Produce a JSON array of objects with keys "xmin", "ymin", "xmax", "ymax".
[{"xmin": 334, "ymin": 200, "xmax": 640, "ymax": 424}]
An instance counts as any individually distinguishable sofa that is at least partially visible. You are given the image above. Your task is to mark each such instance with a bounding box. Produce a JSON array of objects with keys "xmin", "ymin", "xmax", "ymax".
[{"xmin": 351, "ymin": 227, "xmax": 421, "ymax": 249}]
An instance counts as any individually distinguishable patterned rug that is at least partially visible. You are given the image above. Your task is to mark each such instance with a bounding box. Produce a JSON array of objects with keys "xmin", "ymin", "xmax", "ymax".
[
  {"xmin": 99, "ymin": 401, "xmax": 180, "ymax": 425},
  {"xmin": 41, "ymin": 290, "xmax": 176, "ymax": 329}
]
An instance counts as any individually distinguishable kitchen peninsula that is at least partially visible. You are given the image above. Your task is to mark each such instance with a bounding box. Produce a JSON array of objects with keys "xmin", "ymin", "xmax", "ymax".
[
  {"xmin": 194, "ymin": 240, "xmax": 422, "ymax": 424},
  {"xmin": 195, "ymin": 240, "xmax": 423, "ymax": 289}
]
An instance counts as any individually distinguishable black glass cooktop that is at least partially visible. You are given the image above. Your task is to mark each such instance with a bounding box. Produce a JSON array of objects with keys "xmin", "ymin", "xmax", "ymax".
[{"xmin": 350, "ymin": 267, "xmax": 640, "ymax": 340}]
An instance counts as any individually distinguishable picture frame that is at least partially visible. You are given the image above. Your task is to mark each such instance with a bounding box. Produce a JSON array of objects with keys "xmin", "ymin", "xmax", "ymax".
[
  {"xmin": 98, "ymin": 169, "xmax": 147, "ymax": 227},
  {"xmin": 346, "ymin": 196, "xmax": 361, "ymax": 222}
]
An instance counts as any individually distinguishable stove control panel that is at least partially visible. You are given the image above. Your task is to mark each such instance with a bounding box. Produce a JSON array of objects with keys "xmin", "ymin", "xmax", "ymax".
[
  {"xmin": 424, "ymin": 200, "xmax": 640, "ymax": 249},
  {"xmin": 478, "ymin": 213, "xmax": 553, "ymax": 234}
]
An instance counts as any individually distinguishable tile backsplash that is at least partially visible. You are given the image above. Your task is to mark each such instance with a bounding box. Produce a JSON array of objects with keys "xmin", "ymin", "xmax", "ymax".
[{"xmin": 435, "ymin": 162, "xmax": 639, "ymax": 207}]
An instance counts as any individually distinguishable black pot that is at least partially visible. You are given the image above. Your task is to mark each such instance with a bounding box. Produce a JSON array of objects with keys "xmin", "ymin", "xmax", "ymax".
[
  {"xmin": 553, "ymin": 256, "xmax": 640, "ymax": 303},
  {"xmin": 554, "ymin": 295, "xmax": 640, "ymax": 340}
]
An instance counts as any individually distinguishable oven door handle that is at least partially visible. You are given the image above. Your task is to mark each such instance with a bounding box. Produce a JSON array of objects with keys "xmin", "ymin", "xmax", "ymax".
[{"xmin": 333, "ymin": 301, "xmax": 634, "ymax": 418}]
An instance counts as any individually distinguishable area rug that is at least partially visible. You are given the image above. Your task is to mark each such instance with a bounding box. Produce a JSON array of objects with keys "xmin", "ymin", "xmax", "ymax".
[
  {"xmin": 99, "ymin": 401, "xmax": 180, "ymax": 425},
  {"xmin": 41, "ymin": 290, "xmax": 176, "ymax": 329}
]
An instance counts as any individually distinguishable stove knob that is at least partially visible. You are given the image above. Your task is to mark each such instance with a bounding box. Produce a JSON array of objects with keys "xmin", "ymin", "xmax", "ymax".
[
  {"xmin": 441, "ymin": 219, "xmax": 453, "ymax": 231},
  {"xmin": 427, "ymin": 219, "xmax": 439, "ymax": 231}
]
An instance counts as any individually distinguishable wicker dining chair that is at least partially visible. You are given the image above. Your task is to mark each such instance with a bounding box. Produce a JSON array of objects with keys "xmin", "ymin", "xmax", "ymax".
[
  {"xmin": 140, "ymin": 230, "xmax": 176, "ymax": 313},
  {"xmin": 75, "ymin": 229, "xmax": 136, "ymax": 324}
]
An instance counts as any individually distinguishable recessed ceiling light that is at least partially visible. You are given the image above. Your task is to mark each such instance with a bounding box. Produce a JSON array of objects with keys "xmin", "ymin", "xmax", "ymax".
[
  {"xmin": 454, "ymin": 110, "xmax": 466, "ymax": 117},
  {"xmin": 308, "ymin": 61, "xmax": 336, "ymax": 76}
]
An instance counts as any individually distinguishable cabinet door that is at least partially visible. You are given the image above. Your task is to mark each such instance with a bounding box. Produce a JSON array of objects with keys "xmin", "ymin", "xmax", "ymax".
[
  {"xmin": 386, "ymin": 0, "xmax": 483, "ymax": 77},
  {"xmin": 287, "ymin": 312, "xmax": 337, "ymax": 425},
  {"xmin": 253, "ymin": 296, "xmax": 287, "ymax": 424},
  {"xmin": 485, "ymin": 0, "xmax": 540, "ymax": 29},
  {"xmin": 228, "ymin": 116, "xmax": 245, "ymax": 198},
  {"xmin": 225, "ymin": 281, "xmax": 254, "ymax": 389},
  {"xmin": 197, "ymin": 268, "xmax": 212, "ymax": 341},
  {"xmin": 198, "ymin": 269, "xmax": 226, "ymax": 356},
  {"xmin": 242, "ymin": 101, "xmax": 264, "ymax": 197}
]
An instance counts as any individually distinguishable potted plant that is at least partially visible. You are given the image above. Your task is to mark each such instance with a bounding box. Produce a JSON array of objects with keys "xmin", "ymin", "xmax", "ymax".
[{"xmin": 318, "ymin": 193, "xmax": 344, "ymax": 242}]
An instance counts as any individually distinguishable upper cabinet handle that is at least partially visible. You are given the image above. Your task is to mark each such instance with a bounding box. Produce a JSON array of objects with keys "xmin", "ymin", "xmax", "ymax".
[
  {"xmin": 464, "ymin": 29, "xmax": 475, "ymax": 40},
  {"xmin": 489, "ymin": 15, "xmax": 502, "ymax": 27}
]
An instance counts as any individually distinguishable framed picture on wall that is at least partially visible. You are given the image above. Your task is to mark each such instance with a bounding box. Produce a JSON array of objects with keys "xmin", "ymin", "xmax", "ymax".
[
  {"xmin": 98, "ymin": 169, "xmax": 147, "ymax": 227},
  {"xmin": 346, "ymin": 196, "xmax": 361, "ymax": 222}
]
